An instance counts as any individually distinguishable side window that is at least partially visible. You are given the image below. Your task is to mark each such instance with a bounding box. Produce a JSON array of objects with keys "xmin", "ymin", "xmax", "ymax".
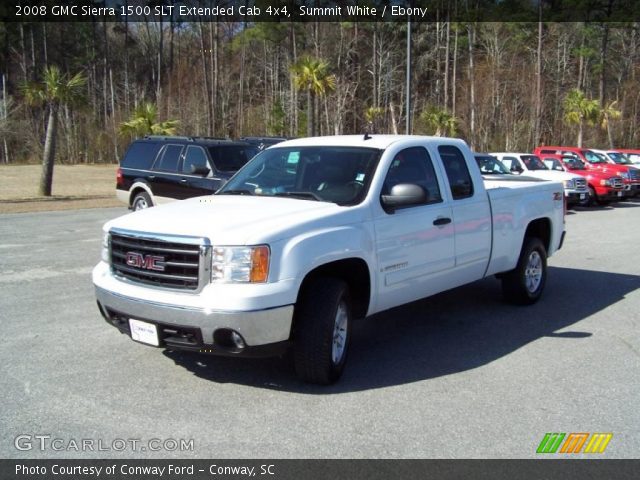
[
  {"xmin": 182, "ymin": 146, "xmax": 209, "ymax": 174},
  {"xmin": 501, "ymin": 158, "xmax": 514, "ymax": 170},
  {"xmin": 438, "ymin": 145, "xmax": 474, "ymax": 200},
  {"xmin": 503, "ymin": 156, "xmax": 521, "ymax": 172},
  {"xmin": 383, "ymin": 147, "xmax": 442, "ymax": 204},
  {"xmin": 154, "ymin": 144, "xmax": 183, "ymax": 172}
]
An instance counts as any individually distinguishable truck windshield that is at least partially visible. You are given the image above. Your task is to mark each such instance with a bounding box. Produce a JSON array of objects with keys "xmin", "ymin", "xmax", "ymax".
[
  {"xmin": 583, "ymin": 150, "xmax": 607, "ymax": 164},
  {"xmin": 217, "ymin": 146, "xmax": 382, "ymax": 206},
  {"xmin": 521, "ymin": 155, "xmax": 548, "ymax": 170},
  {"xmin": 474, "ymin": 154, "xmax": 511, "ymax": 174},
  {"xmin": 607, "ymin": 152, "xmax": 632, "ymax": 164}
]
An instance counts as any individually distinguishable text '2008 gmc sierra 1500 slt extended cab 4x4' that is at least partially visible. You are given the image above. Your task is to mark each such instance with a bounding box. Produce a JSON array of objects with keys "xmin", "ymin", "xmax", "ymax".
[{"xmin": 93, "ymin": 135, "xmax": 566, "ymax": 384}]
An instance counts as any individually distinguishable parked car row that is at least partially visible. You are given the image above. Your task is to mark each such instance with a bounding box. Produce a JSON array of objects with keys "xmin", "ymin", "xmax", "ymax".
[
  {"xmin": 534, "ymin": 146, "xmax": 640, "ymax": 203},
  {"xmin": 474, "ymin": 146, "xmax": 640, "ymax": 207},
  {"xmin": 116, "ymin": 136, "xmax": 640, "ymax": 211},
  {"xmin": 116, "ymin": 135, "xmax": 288, "ymax": 210}
]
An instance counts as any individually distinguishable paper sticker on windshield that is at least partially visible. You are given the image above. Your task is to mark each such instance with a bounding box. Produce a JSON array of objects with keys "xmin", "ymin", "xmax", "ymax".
[
  {"xmin": 356, "ymin": 173, "xmax": 365, "ymax": 182},
  {"xmin": 287, "ymin": 152, "xmax": 300, "ymax": 164}
]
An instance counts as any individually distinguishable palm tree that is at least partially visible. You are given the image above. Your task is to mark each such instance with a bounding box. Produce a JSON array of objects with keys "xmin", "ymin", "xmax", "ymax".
[
  {"xmin": 119, "ymin": 102, "xmax": 179, "ymax": 138},
  {"xmin": 420, "ymin": 106, "xmax": 458, "ymax": 137},
  {"xmin": 599, "ymin": 100, "xmax": 622, "ymax": 149},
  {"xmin": 291, "ymin": 56, "xmax": 336, "ymax": 137},
  {"xmin": 563, "ymin": 89, "xmax": 599, "ymax": 147},
  {"xmin": 364, "ymin": 106, "xmax": 384, "ymax": 132},
  {"xmin": 22, "ymin": 66, "xmax": 86, "ymax": 196}
]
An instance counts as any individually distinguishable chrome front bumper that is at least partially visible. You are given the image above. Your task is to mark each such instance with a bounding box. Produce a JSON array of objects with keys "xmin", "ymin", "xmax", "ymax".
[{"xmin": 95, "ymin": 287, "xmax": 294, "ymax": 349}]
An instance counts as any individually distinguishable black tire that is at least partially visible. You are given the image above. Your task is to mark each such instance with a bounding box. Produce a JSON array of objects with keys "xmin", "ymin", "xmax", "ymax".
[
  {"xmin": 587, "ymin": 186, "xmax": 597, "ymax": 206},
  {"xmin": 132, "ymin": 191, "xmax": 152, "ymax": 211},
  {"xmin": 293, "ymin": 277, "xmax": 352, "ymax": 385},
  {"xmin": 502, "ymin": 237, "xmax": 547, "ymax": 305}
]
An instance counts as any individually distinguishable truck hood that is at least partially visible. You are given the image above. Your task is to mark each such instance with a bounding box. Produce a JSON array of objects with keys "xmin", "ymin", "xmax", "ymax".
[
  {"xmin": 104, "ymin": 195, "xmax": 362, "ymax": 244},
  {"xmin": 589, "ymin": 163, "xmax": 628, "ymax": 175}
]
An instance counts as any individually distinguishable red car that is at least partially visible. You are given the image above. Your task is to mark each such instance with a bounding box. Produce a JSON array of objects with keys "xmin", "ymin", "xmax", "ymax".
[
  {"xmin": 534, "ymin": 146, "xmax": 640, "ymax": 197},
  {"xmin": 539, "ymin": 153, "xmax": 624, "ymax": 205}
]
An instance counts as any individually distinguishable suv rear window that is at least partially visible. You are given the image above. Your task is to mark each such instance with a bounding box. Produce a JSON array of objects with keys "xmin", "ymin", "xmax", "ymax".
[
  {"xmin": 209, "ymin": 145, "xmax": 258, "ymax": 172},
  {"xmin": 121, "ymin": 141, "xmax": 162, "ymax": 170}
]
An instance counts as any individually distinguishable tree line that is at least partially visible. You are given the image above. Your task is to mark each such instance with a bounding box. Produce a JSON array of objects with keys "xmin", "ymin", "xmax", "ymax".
[{"xmin": 1, "ymin": 21, "xmax": 639, "ymax": 171}]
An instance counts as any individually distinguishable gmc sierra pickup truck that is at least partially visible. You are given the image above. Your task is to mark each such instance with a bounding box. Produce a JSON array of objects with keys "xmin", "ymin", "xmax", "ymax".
[{"xmin": 93, "ymin": 135, "xmax": 565, "ymax": 384}]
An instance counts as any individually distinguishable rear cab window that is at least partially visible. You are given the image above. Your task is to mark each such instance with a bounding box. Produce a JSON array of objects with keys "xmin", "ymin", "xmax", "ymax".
[
  {"xmin": 438, "ymin": 145, "xmax": 474, "ymax": 200},
  {"xmin": 120, "ymin": 141, "xmax": 162, "ymax": 170}
]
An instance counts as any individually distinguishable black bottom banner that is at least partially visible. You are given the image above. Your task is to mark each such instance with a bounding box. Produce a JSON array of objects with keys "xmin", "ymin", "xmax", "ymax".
[{"xmin": 1, "ymin": 459, "xmax": 639, "ymax": 480}]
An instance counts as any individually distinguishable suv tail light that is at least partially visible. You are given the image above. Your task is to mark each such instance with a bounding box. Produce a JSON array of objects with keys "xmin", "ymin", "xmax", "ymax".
[{"xmin": 116, "ymin": 167, "xmax": 123, "ymax": 186}]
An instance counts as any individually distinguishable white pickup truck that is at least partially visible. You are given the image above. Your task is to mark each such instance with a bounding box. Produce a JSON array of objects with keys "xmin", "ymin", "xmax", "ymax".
[{"xmin": 93, "ymin": 135, "xmax": 565, "ymax": 384}]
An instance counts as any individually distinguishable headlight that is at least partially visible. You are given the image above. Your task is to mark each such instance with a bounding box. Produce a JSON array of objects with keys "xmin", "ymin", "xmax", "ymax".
[
  {"xmin": 211, "ymin": 245, "xmax": 270, "ymax": 283},
  {"xmin": 563, "ymin": 179, "xmax": 575, "ymax": 188},
  {"xmin": 619, "ymin": 172, "xmax": 629, "ymax": 179},
  {"xmin": 101, "ymin": 231, "xmax": 110, "ymax": 263},
  {"xmin": 600, "ymin": 179, "xmax": 612, "ymax": 186}
]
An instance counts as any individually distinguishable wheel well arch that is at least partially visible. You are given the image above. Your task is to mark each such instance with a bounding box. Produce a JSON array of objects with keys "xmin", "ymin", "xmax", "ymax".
[
  {"xmin": 524, "ymin": 218, "xmax": 551, "ymax": 253},
  {"xmin": 129, "ymin": 182, "xmax": 154, "ymax": 207},
  {"xmin": 296, "ymin": 258, "xmax": 371, "ymax": 320}
]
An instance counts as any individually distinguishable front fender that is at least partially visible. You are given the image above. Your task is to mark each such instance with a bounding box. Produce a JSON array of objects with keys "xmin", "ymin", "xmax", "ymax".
[{"xmin": 273, "ymin": 224, "xmax": 376, "ymax": 298}]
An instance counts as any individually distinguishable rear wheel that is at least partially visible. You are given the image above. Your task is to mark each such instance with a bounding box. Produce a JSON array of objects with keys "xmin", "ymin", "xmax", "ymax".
[
  {"xmin": 502, "ymin": 237, "xmax": 547, "ymax": 305},
  {"xmin": 132, "ymin": 191, "xmax": 152, "ymax": 211},
  {"xmin": 293, "ymin": 278, "xmax": 352, "ymax": 384}
]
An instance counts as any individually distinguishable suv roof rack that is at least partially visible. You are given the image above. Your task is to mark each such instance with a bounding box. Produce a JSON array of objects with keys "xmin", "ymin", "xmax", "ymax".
[
  {"xmin": 144, "ymin": 135, "xmax": 194, "ymax": 141},
  {"xmin": 143, "ymin": 135, "xmax": 235, "ymax": 142},
  {"xmin": 190, "ymin": 136, "xmax": 232, "ymax": 141}
]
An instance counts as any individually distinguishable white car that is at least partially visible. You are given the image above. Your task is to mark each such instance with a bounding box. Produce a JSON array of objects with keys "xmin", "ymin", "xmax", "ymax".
[
  {"xmin": 94, "ymin": 136, "xmax": 565, "ymax": 384},
  {"xmin": 491, "ymin": 152, "xmax": 589, "ymax": 206}
]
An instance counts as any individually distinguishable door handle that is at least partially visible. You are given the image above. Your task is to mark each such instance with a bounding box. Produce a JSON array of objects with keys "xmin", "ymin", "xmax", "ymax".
[
  {"xmin": 433, "ymin": 217, "xmax": 452, "ymax": 226},
  {"xmin": 180, "ymin": 178, "xmax": 187, "ymax": 183},
  {"xmin": 148, "ymin": 175, "xmax": 155, "ymax": 180}
]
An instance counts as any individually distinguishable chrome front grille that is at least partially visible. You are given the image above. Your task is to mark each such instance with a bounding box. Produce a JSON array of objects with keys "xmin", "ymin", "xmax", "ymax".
[
  {"xmin": 611, "ymin": 177, "xmax": 623, "ymax": 189},
  {"xmin": 109, "ymin": 229, "xmax": 210, "ymax": 291},
  {"xmin": 574, "ymin": 178, "xmax": 587, "ymax": 191}
]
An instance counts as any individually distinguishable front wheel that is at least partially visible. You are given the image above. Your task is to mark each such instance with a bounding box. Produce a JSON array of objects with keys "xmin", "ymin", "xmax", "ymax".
[
  {"xmin": 293, "ymin": 278, "xmax": 352, "ymax": 384},
  {"xmin": 502, "ymin": 237, "xmax": 547, "ymax": 305}
]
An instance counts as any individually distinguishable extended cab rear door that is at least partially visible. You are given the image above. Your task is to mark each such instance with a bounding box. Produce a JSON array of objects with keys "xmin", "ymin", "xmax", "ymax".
[{"xmin": 433, "ymin": 144, "xmax": 492, "ymax": 281}]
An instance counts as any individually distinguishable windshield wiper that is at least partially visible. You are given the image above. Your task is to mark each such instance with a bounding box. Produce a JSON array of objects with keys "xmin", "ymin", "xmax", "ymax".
[
  {"xmin": 273, "ymin": 191, "xmax": 323, "ymax": 201},
  {"xmin": 218, "ymin": 189, "xmax": 254, "ymax": 196}
]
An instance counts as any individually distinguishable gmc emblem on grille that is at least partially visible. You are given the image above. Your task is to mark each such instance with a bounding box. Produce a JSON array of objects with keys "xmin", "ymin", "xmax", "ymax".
[{"xmin": 125, "ymin": 252, "xmax": 166, "ymax": 272}]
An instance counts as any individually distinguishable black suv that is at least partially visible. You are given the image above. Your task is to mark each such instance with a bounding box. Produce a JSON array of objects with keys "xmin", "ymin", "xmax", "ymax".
[{"xmin": 116, "ymin": 136, "xmax": 259, "ymax": 210}]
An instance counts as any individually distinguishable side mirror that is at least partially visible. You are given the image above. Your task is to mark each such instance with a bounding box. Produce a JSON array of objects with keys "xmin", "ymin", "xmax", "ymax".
[
  {"xmin": 190, "ymin": 164, "xmax": 210, "ymax": 176},
  {"xmin": 381, "ymin": 183, "xmax": 427, "ymax": 212},
  {"xmin": 511, "ymin": 165, "xmax": 523, "ymax": 174},
  {"xmin": 554, "ymin": 165, "xmax": 564, "ymax": 171}
]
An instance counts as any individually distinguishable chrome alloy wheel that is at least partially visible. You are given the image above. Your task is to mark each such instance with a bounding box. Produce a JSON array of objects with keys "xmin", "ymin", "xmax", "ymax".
[
  {"xmin": 525, "ymin": 251, "xmax": 543, "ymax": 293},
  {"xmin": 331, "ymin": 302, "xmax": 349, "ymax": 365},
  {"xmin": 133, "ymin": 197, "xmax": 149, "ymax": 210}
]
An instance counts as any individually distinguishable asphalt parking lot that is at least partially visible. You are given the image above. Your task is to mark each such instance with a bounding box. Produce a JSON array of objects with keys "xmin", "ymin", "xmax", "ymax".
[{"xmin": 1, "ymin": 201, "xmax": 639, "ymax": 459}]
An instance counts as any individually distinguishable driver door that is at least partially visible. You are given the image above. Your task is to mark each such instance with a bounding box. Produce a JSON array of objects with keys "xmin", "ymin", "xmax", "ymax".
[{"xmin": 373, "ymin": 146, "xmax": 455, "ymax": 312}]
